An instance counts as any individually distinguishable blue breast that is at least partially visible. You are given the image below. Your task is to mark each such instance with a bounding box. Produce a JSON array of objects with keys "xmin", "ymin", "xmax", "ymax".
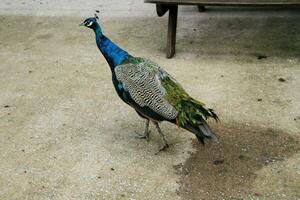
[{"xmin": 95, "ymin": 33, "xmax": 131, "ymax": 103}]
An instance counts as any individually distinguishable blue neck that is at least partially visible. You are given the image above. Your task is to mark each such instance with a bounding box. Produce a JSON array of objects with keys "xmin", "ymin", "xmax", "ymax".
[{"xmin": 93, "ymin": 24, "xmax": 130, "ymax": 70}]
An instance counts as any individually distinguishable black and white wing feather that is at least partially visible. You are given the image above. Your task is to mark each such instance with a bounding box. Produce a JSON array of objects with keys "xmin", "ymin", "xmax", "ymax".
[{"xmin": 114, "ymin": 58, "xmax": 178, "ymax": 120}]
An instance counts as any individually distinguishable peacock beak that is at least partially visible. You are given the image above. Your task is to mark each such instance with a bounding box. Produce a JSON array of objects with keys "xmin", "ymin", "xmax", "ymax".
[{"xmin": 79, "ymin": 22, "xmax": 85, "ymax": 26}]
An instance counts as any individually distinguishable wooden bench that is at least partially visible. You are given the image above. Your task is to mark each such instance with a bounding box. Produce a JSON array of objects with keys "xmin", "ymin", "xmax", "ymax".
[{"xmin": 144, "ymin": 0, "xmax": 300, "ymax": 58}]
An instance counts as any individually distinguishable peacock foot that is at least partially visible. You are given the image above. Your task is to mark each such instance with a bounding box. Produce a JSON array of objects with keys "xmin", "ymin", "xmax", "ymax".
[
  {"xmin": 135, "ymin": 131, "xmax": 150, "ymax": 141},
  {"xmin": 155, "ymin": 143, "xmax": 169, "ymax": 155}
]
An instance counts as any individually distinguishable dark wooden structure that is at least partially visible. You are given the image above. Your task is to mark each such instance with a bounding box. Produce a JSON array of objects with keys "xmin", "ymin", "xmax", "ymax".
[{"xmin": 145, "ymin": 0, "xmax": 300, "ymax": 58}]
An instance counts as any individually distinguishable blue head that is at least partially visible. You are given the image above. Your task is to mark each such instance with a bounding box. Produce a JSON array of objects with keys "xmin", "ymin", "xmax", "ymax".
[
  {"xmin": 80, "ymin": 16, "xmax": 130, "ymax": 68},
  {"xmin": 80, "ymin": 17, "xmax": 102, "ymax": 33}
]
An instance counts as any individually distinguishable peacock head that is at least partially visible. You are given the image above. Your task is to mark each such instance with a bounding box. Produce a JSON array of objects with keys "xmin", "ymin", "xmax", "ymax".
[{"xmin": 80, "ymin": 17, "xmax": 98, "ymax": 29}]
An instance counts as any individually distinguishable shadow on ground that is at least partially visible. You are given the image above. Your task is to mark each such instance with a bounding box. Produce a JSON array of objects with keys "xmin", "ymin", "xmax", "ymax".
[
  {"xmin": 176, "ymin": 123, "xmax": 300, "ymax": 199},
  {"xmin": 115, "ymin": 8, "xmax": 300, "ymax": 58}
]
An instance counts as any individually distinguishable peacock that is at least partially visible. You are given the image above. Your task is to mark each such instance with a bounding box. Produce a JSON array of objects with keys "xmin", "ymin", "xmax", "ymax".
[{"xmin": 80, "ymin": 16, "xmax": 219, "ymax": 153}]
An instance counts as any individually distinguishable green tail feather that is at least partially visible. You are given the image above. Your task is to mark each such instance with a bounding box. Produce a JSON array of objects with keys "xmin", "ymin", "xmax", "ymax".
[
  {"xmin": 161, "ymin": 77, "xmax": 219, "ymax": 127},
  {"xmin": 175, "ymin": 97, "xmax": 219, "ymax": 127}
]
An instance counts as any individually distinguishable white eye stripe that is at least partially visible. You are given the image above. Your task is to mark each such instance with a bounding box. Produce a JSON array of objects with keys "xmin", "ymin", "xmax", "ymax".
[{"xmin": 86, "ymin": 21, "xmax": 93, "ymax": 26}]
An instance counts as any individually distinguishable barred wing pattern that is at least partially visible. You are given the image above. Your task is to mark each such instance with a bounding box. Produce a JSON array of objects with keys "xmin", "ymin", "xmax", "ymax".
[{"xmin": 114, "ymin": 58, "xmax": 178, "ymax": 120}]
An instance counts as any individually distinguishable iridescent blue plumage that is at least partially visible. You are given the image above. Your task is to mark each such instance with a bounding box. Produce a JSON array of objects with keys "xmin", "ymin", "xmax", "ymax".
[
  {"xmin": 97, "ymin": 36, "xmax": 130, "ymax": 68},
  {"xmin": 80, "ymin": 17, "xmax": 132, "ymax": 103},
  {"xmin": 91, "ymin": 20, "xmax": 130, "ymax": 69}
]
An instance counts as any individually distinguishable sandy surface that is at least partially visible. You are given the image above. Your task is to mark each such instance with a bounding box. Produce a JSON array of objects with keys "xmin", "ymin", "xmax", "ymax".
[
  {"xmin": 0, "ymin": 1, "xmax": 300, "ymax": 200},
  {"xmin": 0, "ymin": 0, "xmax": 155, "ymax": 17}
]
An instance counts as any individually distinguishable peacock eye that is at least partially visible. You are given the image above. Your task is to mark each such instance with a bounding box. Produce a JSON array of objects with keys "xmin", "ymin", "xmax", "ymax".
[{"xmin": 87, "ymin": 21, "xmax": 93, "ymax": 27}]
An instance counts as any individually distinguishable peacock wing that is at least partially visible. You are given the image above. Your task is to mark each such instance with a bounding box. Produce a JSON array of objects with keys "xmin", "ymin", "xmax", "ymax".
[{"xmin": 114, "ymin": 58, "xmax": 178, "ymax": 120}]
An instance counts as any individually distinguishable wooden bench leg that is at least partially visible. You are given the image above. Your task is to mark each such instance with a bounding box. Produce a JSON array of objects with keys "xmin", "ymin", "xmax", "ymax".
[
  {"xmin": 156, "ymin": 4, "xmax": 169, "ymax": 17},
  {"xmin": 166, "ymin": 5, "xmax": 178, "ymax": 58}
]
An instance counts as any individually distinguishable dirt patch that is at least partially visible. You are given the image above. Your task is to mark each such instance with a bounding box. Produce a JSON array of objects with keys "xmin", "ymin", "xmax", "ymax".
[{"xmin": 176, "ymin": 123, "xmax": 300, "ymax": 200}]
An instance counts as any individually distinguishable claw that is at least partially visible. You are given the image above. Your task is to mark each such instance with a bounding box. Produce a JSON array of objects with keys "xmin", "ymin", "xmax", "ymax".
[
  {"xmin": 155, "ymin": 143, "xmax": 169, "ymax": 155},
  {"xmin": 153, "ymin": 122, "xmax": 170, "ymax": 154},
  {"xmin": 134, "ymin": 119, "xmax": 150, "ymax": 141},
  {"xmin": 135, "ymin": 131, "xmax": 150, "ymax": 141}
]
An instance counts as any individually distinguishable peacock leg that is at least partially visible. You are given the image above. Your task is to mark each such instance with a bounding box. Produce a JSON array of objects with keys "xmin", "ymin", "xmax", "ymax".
[
  {"xmin": 154, "ymin": 122, "xmax": 169, "ymax": 154},
  {"xmin": 135, "ymin": 119, "xmax": 150, "ymax": 141}
]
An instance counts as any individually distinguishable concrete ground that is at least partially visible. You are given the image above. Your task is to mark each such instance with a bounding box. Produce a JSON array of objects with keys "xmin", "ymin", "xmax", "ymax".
[{"xmin": 0, "ymin": 1, "xmax": 299, "ymax": 199}]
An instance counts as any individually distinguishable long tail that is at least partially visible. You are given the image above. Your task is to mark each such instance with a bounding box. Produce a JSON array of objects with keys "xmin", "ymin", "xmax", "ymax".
[
  {"xmin": 165, "ymin": 88, "xmax": 219, "ymax": 143},
  {"xmin": 183, "ymin": 116, "xmax": 218, "ymax": 144}
]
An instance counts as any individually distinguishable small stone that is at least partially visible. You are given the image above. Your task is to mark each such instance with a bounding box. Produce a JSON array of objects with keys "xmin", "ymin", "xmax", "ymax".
[
  {"xmin": 193, "ymin": 28, "xmax": 197, "ymax": 31},
  {"xmin": 213, "ymin": 159, "xmax": 224, "ymax": 165},
  {"xmin": 97, "ymin": 176, "xmax": 101, "ymax": 179},
  {"xmin": 220, "ymin": 75, "xmax": 224, "ymax": 77},
  {"xmin": 278, "ymin": 77, "xmax": 286, "ymax": 82},
  {"xmin": 28, "ymin": 70, "xmax": 32, "ymax": 73},
  {"xmin": 4, "ymin": 105, "xmax": 10, "ymax": 108},
  {"xmin": 238, "ymin": 155, "xmax": 245, "ymax": 160},
  {"xmin": 218, "ymin": 171, "xmax": 225, "ymax": 176},
  {"xmin": 24, "ymin": 170, "xmax": 27, "ymax": 173},
  {"xmin": 257, "ymin": 98, "xmax": 262, "ymax": 102},
  {"xmin": 111, "ymin": 167, "xmax": 115, "ymax": 171},
  {"xmin": 257, "ymin": 55, "xmax": 267, "ymax": 60}
]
